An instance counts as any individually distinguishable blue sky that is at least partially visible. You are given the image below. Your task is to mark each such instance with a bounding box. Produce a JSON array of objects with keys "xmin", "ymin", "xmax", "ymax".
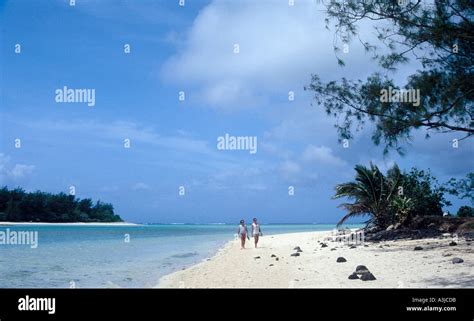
[{"xmin": 1, "ymin": 0, "xmax": 472, "ymax": 223}]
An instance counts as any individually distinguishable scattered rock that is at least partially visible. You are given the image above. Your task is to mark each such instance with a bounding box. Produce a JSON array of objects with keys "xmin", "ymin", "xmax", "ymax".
[
  {"xmin": 414, "ymin": 246, "xmax": 423, "ymax": 251},
  {"xmin": 321, "ymin": 243, "xmax": 328, "ymax": 248},
  {"xmin": 269, "ymin": 264, "xmax": 274, "ymax": 267},
  {"xmin": 378, "ymin": 245, "xmax": 384, "ymax": 248},
  {"xmin": 330, "ymin": 248, "xmax": 336, "ymax": 251},
  {"xmin": 442, "ymin": 253, "xmax": 452, "ymax": 257},
  {"xmin": 293, "ymin": 246, "xmax": 302, "ymax": 252},
  {"xmin": 364, "ymin": 245, "xmax": 369, "ymax": 247},
  {"xmin": 452, "ymin": 257, "xmax": 464, "ymax": 264},
  {"xmin": 348, "ymin": 273, "xmax": 359, "ymax": 280},
  {"xmin": 271, "ymin": 254, "xmax": 277, "ymax": 258},
  {"xmin": 336, "ymin": 257, "xmax": 347, "ymax": 263},
  {"xmin": 449, "ymin": 241, "xmax": 457, "ymax": 246},
  {"xmin": 275, "ymin": 258, "xmax": 279, "ymax": 261},
  {"xmin": 360, "ymin": 271, "xmax": 377, "ymax": 281},
  {"xmin": 290, "ymin": 253, "xmax": 300, "ymax": 257},
  {"xmin": 254, "ymin": 256, "xmax": 261, "ymax": 259},
  {"xmin": 350, "ymin": 245, "xmax": 357, "ymax": 249},
  {"xmin": 355, "ymin": 265, "xmax": 370, "ymax": 274}
]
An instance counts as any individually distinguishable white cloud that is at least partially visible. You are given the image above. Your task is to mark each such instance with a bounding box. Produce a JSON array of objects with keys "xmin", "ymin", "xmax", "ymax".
[
  {"xmin": 161, "ymin": 0, "xmax": 373, "ymax": 108},
  {"xmin": 243, "ymin": 183, "xmax": 267, "ymax": 191},
  {"xmin": 302, "ymin": 144, "xmax": 346, "ymax": 166},
  {"xmin": 10, "ymin": 164, "xmax": 36, "ymax": 178},
  {"xmin": 277, "ymin": 160, "xmax": 302, "ymax": 183},
  {"xmin": 132, "ymin": 182, "xmax": 150, "ymax": 191},
  {"xmin": 20, "ymin": 119, "xmax": 215, "ymax": 157},
  {"xmin": 0, "ymin": 154, "xmax": 35, "ymax": 183},
  {"xmin": 100, "ymin": 185, "xmax": 120, "ymax": 192}
]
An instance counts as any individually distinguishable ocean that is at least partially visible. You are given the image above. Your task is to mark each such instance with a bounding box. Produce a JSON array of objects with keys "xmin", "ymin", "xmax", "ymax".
[{"xmin": 0, "ymin": 223, "xmax": 361, "ymax": 288}]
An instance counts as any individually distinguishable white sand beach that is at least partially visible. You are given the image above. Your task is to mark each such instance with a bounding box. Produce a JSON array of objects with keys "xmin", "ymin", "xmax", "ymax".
[{"xmin": 157, "ymin": 230, "xmax": 473, "ymax": 288}]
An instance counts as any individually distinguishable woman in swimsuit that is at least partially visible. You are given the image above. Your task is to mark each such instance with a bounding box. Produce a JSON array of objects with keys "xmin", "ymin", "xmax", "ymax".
[
  {"xmin": 251, "ymin": 217, "xmax": 262, "ymax": 248},
  {"xmin": 237, "ymin": 219, "xmax": 248, "ymax": 249}
]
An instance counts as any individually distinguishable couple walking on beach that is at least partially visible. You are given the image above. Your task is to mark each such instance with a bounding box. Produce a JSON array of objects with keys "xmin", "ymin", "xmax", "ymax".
[{"xmin": 237, "ymin": 218, "xmax": 262, "ymax": 249}]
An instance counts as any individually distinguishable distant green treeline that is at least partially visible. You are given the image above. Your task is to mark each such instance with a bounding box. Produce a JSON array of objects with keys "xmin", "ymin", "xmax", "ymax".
[{"xmin": 0, "ymin": 187, "xmax": 123, "ymax": 223}]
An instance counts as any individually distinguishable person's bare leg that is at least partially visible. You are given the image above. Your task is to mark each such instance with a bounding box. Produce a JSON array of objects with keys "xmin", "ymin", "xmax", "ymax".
[
  {"xmin": 254, "ymin": 235, "xmax": 259, "ymax": 248},
  {"xmin": 241, "ymin": 235, "xmax": 245, "ymax": 249}
]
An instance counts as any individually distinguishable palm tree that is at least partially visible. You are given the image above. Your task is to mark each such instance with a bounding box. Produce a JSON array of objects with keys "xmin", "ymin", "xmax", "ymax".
[{"xmin": 333, "ymin": 162, "xmax": 402, "ymax": 229}]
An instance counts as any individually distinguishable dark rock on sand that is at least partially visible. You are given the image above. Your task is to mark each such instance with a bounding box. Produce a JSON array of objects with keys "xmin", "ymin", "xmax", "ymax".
[
  {"xmin": 336, "ymin": 257, "xmax": 347, "ymax": 263},
  {"xmin": 414, "ymin": 246, "xmax": 423, "ymax": 251},
  {"xmin": 360, "ymin": 272, "xmax": 377, "ymax": 281},
  {"xmin": 254, "ymin": 256, "xmax": 261, "ymax": 259},
  {"xmin": 321, "ymin": 243, "xmax": 328, "ymax": 248},
  {"xmin": 290, "ymin": 253, "xmax": 300, "ymax": 257},
  {"xmin": 449, "ymin": 241, "xmax": 457, "ymax": 246},
  {"xmin": 331, "ymin": 248, "xmax": 336, "ymax": 251},
  {"xmin": 350, "ymin": 245, "xmax": 357, "ymax": 249},
  {"xmin": 366, "ymin": 216, "xmax": 474, "ymax": 241},
  {"xmin": 348, "ymin": 273, "xmax": 359, "ymax": 280},
  {"xmin": 452, "ymin": 257, "xmax": 464, "ymax": 264},
  {"xmin": 355, "ymin": 265, "xmax": 370, "ymax": 274},
  {"xmin": 271, "ymin": 254, "xmax": 277, "ymax": 258}
]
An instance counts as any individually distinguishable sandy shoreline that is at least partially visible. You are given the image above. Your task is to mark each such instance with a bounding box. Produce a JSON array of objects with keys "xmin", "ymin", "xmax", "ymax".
[
  {"xmin": 157, "ymin": 230, "xmax": 473, "ymax": 288},
  {"xmin": 0, "ymin": 222, "xmax": 139, "ymax": 226}
]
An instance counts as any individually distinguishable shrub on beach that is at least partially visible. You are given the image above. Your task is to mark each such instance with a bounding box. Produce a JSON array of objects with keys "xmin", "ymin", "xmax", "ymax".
[
  {"xmin": 457, "ymin": 206, "xmax": 474, "ymax": 218},
  {"xmin": 333, "ymin": 163, "xmax": 451, "ymax": 230}
]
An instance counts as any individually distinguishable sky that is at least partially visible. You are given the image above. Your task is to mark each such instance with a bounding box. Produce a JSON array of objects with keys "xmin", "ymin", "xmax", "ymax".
[{"xmin": 0, "ymin": 0, "xmax": 472, "ymax": 223}]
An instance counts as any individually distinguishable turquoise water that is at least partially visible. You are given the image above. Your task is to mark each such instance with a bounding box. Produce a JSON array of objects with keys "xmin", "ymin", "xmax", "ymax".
[{"xmin": 0, "ymin": 224, "xmax": 361, "ymax": 288}]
